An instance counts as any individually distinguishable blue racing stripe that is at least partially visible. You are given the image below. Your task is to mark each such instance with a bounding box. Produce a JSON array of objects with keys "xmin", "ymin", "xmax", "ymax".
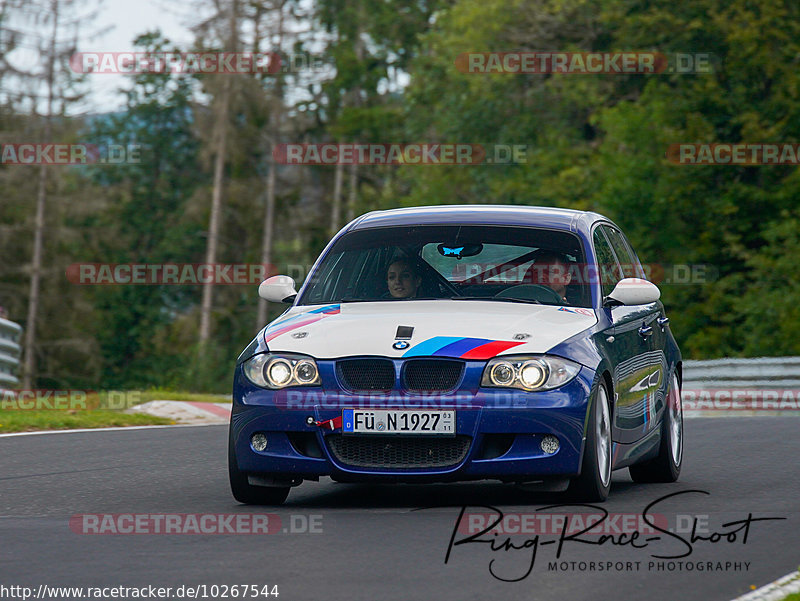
[
  {"xmin": 309, "ymin": 304, "xmax": 340, "ymax": 314},
  {"xmin": 433, "ymin": 337, "xmax": 492, "ymax": 357},
  {"xmin": 402, "ymin": 336, "xmax": 462, "ymax": 357},
  {"xmin": 269, "ymin": 304, "xmax": 339, "ymax": 331}
]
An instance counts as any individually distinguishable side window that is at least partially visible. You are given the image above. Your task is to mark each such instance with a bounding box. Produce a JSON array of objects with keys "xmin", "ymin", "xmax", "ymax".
[
  {"xmin": 619, "ymin": 230, "xmax": 647, "ymax": 278},
  {"xmin": 592, "ymin": 227, "xmax": 622, "ymax": 297},
  {"xmin": 602, "ymin": 226, "xmax": 639, "ymax": 279}
]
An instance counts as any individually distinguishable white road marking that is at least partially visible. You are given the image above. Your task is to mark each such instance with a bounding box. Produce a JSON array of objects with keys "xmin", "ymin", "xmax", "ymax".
[
  {"xmin": 0, "ymin": 423, "xmax": 224, "ymax": 438},
  {"xmin": 731, "ymin": 570, "xmax": 800, "ymax": 601}
]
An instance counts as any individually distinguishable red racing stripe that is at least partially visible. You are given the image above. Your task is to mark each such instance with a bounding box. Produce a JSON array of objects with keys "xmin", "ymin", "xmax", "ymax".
[
  {"xmin": 460, "ymin": 340, "xmax": 525, "ymax": 359},
  {"xmin": 263, "ymin": 315, "xmax": 324, "ymax": 343}
]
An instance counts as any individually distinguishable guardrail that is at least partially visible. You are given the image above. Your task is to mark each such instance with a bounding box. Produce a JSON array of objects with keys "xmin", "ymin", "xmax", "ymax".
[
  {"xmin": 0, "ymin": 317, "xmax": 23, "ymax": 391},
  {"xmin": 682, "ymin": 356, "xmax": 800, "ymax": 389},
  {"xmin": 682, "ymin": 356, "xmax": 800, "ymax": 414}
]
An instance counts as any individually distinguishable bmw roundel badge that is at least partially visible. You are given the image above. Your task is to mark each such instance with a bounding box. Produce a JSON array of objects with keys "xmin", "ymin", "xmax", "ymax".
[{"xmin": 392, "ymin": 340, "xmax": 410, "ymax": 350}]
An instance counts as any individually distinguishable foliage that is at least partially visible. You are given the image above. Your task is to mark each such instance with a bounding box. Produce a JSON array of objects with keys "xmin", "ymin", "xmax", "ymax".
[{"xmin": 2, "ymin": 0, "xmax": 799, "ymax": 392}]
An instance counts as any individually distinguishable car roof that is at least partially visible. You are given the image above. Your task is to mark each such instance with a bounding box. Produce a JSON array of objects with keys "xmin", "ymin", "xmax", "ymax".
[{"xmin": 347, "ymin": 205, "xmax": 615, "ymax": 236}]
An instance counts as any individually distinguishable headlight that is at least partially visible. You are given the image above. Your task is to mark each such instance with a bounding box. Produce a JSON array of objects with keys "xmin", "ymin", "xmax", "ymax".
[
  {"xmin": 481, "ymin": 356, "xmax": 580, "ymax": 391},
  {"xmin": 243, "ymin": 353, "xmax": 321, "ymax": 389}
]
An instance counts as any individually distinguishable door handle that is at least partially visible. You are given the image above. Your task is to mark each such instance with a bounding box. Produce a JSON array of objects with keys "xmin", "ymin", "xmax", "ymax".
[
  {"xmin": 638, "ymin": 324, "xmax": 653, "ymax": 338},
  {"xmin": 657, "ymin": 316, "xmax": 670, "ymax": 329}
]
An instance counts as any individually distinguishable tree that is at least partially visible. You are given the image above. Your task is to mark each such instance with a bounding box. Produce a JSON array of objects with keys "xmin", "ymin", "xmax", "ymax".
[
  {"xmin": 81, "ymin": 31, "xmax": 206, "ymax": 388},
  {"xmin": 2, "ymin": 0, "xmax": 96, "ymax": 388}
]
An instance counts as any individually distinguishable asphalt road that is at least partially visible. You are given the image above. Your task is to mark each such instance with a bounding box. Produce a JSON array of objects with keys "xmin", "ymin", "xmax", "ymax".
[{"xmin": 1, "ymin": 418, "xmax": 798, "ymax": 601}]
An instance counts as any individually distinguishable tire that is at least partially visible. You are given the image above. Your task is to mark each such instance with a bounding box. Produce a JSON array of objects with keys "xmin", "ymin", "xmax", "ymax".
[
  {"xmin": 629, "ymin": 373, "xmax": 683, "ymax": 483},
  {"xmin": 229, "ymin": 430, "xmax": 291, "ymax": 505},
  {"xmin": 567, "ymin": 380, "xmax": 612, "ymax": 502}
]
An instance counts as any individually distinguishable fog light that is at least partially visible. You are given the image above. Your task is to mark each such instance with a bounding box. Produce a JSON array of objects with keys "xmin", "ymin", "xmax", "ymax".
[
  {"xmin": 540, "ymin": 435, "xmax": 559, "ymax": 454},
  {"xmin": 251, "ymin": 432, "xmax": 268, "ymax": 452}
]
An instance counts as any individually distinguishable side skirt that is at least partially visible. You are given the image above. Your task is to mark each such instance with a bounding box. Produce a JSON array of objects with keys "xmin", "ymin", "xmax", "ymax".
[{"xmin": 611, "ymin": 426, "xmax": 661, "ymax": 470}]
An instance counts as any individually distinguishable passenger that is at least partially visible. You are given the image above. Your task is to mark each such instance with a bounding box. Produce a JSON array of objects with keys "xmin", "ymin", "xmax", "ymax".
[{"xmin": 386, "ymin": 259, "xmax": 422, "ymax": 299}]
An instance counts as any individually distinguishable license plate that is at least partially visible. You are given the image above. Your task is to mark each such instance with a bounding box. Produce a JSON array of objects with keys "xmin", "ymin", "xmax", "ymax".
[{"xmin": 342, "ymin": 409, "xmax": 455, "ymax": 435}]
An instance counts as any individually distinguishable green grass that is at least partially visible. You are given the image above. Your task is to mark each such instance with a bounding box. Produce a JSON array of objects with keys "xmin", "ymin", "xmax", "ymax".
[
  {"xmin": 0, "ymin": 388, "xmax": 228, "ymax": 433},
  {"xmin": 0, "ymin": 410, "xmax": 172, "ymax": 433},
  {"xmin": 137, "ymin": 389, "xmax": 229, "ymax": 404}
]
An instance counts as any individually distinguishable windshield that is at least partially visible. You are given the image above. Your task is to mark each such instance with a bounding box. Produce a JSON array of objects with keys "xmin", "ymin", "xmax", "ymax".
[{"xmin": 298, "ymin": 225, "xmax": 591, "ymax": 307}]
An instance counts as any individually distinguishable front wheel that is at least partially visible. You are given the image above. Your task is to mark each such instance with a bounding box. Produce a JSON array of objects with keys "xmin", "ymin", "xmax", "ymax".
[
  {"xmin": 629, "ymin": 373, "xmax": 683, "ymax": 483},
  {"xmin": 567, "ymin": 381, "xmax": 612, "ymax": 502},
  {"xmin": 229, "ymin": 430, "xmax": 291, "ymax": 505}
]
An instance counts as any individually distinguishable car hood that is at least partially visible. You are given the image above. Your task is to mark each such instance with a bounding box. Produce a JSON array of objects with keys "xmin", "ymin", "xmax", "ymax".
[{"xmin": 261, "ymin": 300, "xmax": 596, "ymax": 359}]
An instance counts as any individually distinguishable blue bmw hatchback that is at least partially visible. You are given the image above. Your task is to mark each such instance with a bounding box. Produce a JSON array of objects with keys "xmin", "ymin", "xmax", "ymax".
[{"xmin": 229, "ymin": 206, "xmax": 683, "ymax": 504}]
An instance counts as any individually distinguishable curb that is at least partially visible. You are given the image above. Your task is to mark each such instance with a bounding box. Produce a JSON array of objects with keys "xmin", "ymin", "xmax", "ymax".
[
  {"xmin": 127, "ymin": 400, "xmax": 231, "ymax": 424},
  {"xmin": 732, "ymin": 570, "xmax": 800, "ymax": 601}
]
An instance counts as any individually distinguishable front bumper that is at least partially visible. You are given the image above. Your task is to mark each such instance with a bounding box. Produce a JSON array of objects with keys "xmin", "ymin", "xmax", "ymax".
[{"xmin": 230, "ymin": 363, "xmax": 595, "ymax": 483}]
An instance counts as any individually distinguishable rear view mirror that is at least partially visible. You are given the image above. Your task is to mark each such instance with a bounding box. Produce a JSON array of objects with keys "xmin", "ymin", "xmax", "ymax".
[
  {"xmin": 437, "ymin": 243, "xmax": 483, "ymax": 259},
  {"xmin": 604, "ymin": 278, "xmax": 660, "ymax": 306},
  {"xmin": 258, "ymin": 275, "xmax": 298, "ymax": 303}
]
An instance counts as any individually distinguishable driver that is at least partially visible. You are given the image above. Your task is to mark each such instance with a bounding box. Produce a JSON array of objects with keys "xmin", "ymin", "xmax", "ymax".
[
  {"xmin": 386, "ymin": 259, "xmax": 422, "ymax": 299},
  {"xmin": 525, "ymin": 250, "xmax": 573, "ymax": 303}
]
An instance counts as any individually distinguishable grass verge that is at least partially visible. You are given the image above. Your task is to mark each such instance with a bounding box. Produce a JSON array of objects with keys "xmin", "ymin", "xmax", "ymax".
[
  {"xmin": 0, "ymin": 388, "xmax": 229, "ymax": 433},
  {"xmin": 0, "ymin": 410, "xmax": 172, "ymax": 433},
  {"xmin": 137, "ymin": 389, "xmax": 229, "ymax": 404}
]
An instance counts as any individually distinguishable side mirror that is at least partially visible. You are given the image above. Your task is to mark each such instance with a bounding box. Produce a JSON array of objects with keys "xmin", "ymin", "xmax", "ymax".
[
  {"xmin": 258, "ymin": 275, "xmax": 298, "ymax": 303},
  {"xmin": 604, "ymin": 278, "xmax": 660, "ymax": 306}
]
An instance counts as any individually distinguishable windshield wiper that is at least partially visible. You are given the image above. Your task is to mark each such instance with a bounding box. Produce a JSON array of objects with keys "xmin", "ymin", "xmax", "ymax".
[
  {"xmin": 339, "ymin": 296, "xmax": 444, "ymax": 302},
  {"xmin": 448, "ymin": 295, "xmax": 541, "ymax": 305}
]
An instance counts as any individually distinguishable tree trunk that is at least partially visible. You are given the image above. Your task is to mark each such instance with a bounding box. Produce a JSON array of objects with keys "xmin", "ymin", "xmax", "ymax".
[
  {"xmin": 199, "ymin": 0, "xmax": 237, "ymax": 346},
  {"xmin": 345, "ymin": 1, "xmax": 364, "ymax": 224},
  {"xmin": 346, "ymin": 161, "xmax": 357, "ymax": 222},
  {"xmin": 330, "ymin": 159, "xmax": 343, "ymax": 233},
  {"xmin": 256, "ymin": 157, "xmax": 276, "ymax": 328},
  {"xmin": 255, "ymin": 0, "xmax": 285, "ymax": 329},
  {"xmin": 198, "ymin": 84, "xmax": 229, "ymax": 346},
  {"xmin": 22, "ymin": 0, "xmax": 58, "ymax": 389}
]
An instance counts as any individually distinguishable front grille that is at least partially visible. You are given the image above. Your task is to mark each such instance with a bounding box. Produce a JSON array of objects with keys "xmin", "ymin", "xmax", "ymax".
[
  {"xmin": 402, "ymin": 359, "xmax": 464, "ymax": 392},
  {"xmin": 336, "ymin": 358, "xmax": 395, "ymax": 391},
  {"xmin": 326, "ymin": 434, "xmax": 471, "ymax": 469}
]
